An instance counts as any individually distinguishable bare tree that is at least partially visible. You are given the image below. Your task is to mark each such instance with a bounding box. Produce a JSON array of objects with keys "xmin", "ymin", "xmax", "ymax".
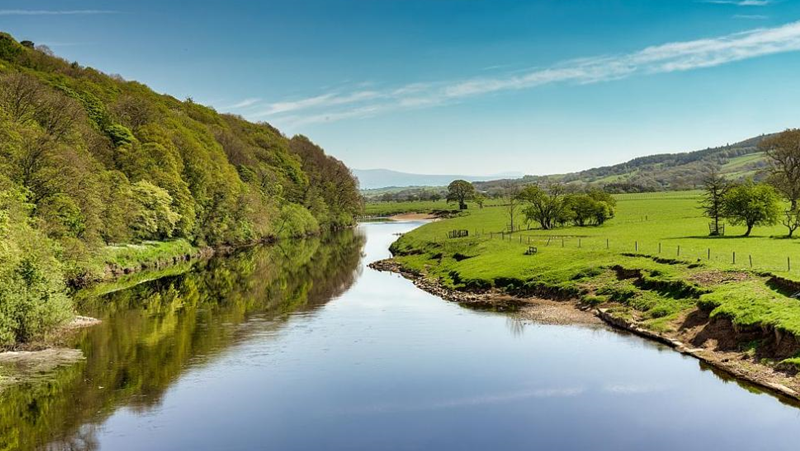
[
  {"xmin": 699, "ymin": 167, "xmax": 730, "ymax": 236},
  {"xmin": 761, "ymin": 129, "xmax": 800, "ymax": 210},
  {"xmin": 503, "ymin": 183, "xmax": 521, "ymax": 232}
]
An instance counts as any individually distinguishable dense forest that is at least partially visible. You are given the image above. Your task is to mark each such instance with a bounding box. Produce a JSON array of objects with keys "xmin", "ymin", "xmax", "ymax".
[{"xmin": 0, "ymin": 33, "xmax": 362, "ymax": 347}]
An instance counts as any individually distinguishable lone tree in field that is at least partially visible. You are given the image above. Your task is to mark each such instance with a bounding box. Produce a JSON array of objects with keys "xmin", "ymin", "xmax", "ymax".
[
  {"xmin": 474, "ymin": 193, "xmax": 487, "ymax": 209},
  {"xmin": 722, "ymin": 180, "xmax": 781, "ymax": 237},
  {"xmin": 760, "ymin": 129, "xmax": 800, "ymax": 210},
  {"xmin": 503, "ymin": 183, "xmax": 522, "ymax": 232},
  {"xmin": 446, "ymin": 180, "xmax": 475, "ymax": 210},
  {"xmin": 700, "ymin": 167, "xmax": 731, "ymax": 236}
]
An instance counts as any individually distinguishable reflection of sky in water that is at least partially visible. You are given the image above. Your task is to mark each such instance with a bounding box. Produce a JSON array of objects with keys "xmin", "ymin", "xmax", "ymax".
[{"xmin": 26, "ymin": 221, "xmax": 800, "ymax": 451}]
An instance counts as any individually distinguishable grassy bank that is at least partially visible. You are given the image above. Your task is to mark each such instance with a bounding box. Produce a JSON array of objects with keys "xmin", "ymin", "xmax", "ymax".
[
  {"xmin": 391, "ymin": 191, "xmax": 800, "ymax": 375},
  {"xmin": 363, "ymin": 199, "xmax": 504, "ymax": 217}
]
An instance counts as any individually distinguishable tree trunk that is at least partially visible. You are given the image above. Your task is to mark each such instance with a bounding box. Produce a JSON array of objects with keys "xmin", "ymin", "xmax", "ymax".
[
  {"xmin": 459, "ymin": 201, "xmax": 466, "ymax": 210},
  {"xmin": 745, "ymin": 223, "xmax": 753, "ymax": 237}
]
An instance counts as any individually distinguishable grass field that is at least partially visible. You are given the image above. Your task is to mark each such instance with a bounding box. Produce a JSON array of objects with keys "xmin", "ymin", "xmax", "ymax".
[
  {"xmin": 363, "ymin": 199, "xmax": 502, "ymax": 217},
  {"xmin": 390, "ymin": 190, "xmax": 800, "ymax": 366}
]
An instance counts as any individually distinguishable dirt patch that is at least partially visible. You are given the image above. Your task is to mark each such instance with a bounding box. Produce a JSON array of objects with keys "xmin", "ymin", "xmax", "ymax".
[
  {"xmin": 518, "ymin": 300, "xmax": 602, "ymax": 326},
  {"xmin": 687, "ymin": 270, "xmax": 750, "ymax": 286}
]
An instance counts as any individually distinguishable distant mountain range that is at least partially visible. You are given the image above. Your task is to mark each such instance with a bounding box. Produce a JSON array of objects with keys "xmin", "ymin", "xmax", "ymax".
[
  {"xmin": 359, "ymin": 134, "xmax": 773, "ymax": 193},
  {"xmin": 353, "ymin": 169, "xmax": 524, "ymax": 190}
]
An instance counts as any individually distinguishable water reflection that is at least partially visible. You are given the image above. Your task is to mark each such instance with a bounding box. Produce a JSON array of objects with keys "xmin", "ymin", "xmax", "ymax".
[
  {"xmin": 0, "ymin": 230, "xmax": 365, "ymax": 451},
  {"xmin": 3, "ymin": 222, "xmax": 800, "ymax": 451}
]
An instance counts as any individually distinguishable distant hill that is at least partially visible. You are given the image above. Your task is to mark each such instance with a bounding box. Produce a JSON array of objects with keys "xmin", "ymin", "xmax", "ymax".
[
  {"xmin": 475, "ymin": 135, "xmax": 771, "ymax": 194},
  {"xmin": 354, "ymin": 169, "xmax": 523, "ymax": 190}
]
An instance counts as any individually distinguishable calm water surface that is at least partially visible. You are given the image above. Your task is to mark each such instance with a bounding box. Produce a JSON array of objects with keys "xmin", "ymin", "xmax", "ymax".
[{"xmin": 2, "ymin": 221, "xmax": 800, "ymax": 450}]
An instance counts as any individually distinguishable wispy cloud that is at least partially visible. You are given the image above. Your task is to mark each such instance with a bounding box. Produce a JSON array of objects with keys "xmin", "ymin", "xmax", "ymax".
[
  {"xmin": 262, "ymin": 20, "xmax": 800, "ymax": 126},
  {"xmin": 703, "ymin": 0, "xmax": 772, "ymax": 6},
  {"xmin": 0, "ymin": 10, "xmax": 118, "ymax": 16},
  {"xmin": 734, "ymin": 14, "xmax": 769, "ymax": 19},
  {"xmin": 224, "ymin": 97, "xmax": 261, "ymax": 109}
]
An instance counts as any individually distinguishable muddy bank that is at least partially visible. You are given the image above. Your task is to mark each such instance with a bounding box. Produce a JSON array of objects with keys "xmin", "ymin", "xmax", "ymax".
[
  {"xmin": 389, "ymin": 213, "xmax": 439, "ymax": 221},
  {"xmin": 369, "ymin": 257, "xmax": 800, "ymax": 403},
  {"xmin": 0, "ymin": 316, "xmax": 99, "ymax": 392},
  {"xmin": 369, "ymin": 259, "xmax": 600, "ymax": 323}
]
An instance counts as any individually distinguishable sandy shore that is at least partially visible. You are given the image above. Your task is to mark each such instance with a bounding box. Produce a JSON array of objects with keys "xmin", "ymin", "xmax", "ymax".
[
  {"xmin": 369, "ymin": 257, "xmax": 800, "ymax": 405},
  {"xmin": 388, "ymin": 213, "xmax": 439, "ymax": 221}
]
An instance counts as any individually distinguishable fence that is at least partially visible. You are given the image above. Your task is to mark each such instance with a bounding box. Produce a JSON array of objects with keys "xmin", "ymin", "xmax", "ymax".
[{"xmin": 442, "ymin": 229, "xmax": 800, "ymax": 277}]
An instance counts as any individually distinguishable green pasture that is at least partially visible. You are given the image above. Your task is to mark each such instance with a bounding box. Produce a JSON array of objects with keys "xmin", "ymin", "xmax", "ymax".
[{"xmin": 391, "ymin": 191, "xmax": 800, "ymax": 352}]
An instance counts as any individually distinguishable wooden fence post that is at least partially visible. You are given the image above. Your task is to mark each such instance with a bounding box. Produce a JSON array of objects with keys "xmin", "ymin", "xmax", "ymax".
[
  {"xmin": 707, "ymin": 248, "xmax": 711, "ymax": 260},
  {"xmin": 733, "ymin": 252, "xmax": 736, "ymax": 264},
  {"xmin": 635, "ymin": 241, "xmax": 638, "ymax": 252},
  {"xmin": 677, "ymin": 245, "xmax": 681, "ymax": 257},
  {"xmin": 606, "ymin": 239, "xmax": 609, "ymax": 250}
]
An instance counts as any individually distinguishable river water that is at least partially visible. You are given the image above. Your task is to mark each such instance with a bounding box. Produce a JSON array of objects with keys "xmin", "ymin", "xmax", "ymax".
[{"xmin": 2, "ymin": 221, "xmax": 799, "ymax": 450}]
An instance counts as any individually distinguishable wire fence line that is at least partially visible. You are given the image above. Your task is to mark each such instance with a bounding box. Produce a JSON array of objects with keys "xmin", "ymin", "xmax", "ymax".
[{"xmin": 441, "ymin": 229, "xmax": 800, "ymax": 276}]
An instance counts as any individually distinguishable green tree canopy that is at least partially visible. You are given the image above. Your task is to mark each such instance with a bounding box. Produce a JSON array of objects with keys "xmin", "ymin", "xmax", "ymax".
[
  {"xmin": 446, "ymin": 180, "xmax": 475, "ymax": 210},
  {"xmin": 723, "ymin": 180, "xmax": 781, "ymax": 237}
]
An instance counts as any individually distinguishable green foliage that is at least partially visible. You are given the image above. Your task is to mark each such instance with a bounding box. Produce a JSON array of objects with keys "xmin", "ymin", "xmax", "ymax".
[
  {"xmin": 0, "ymin": 188, "xmax": 72, "ymax": 347},
  {"xmin": 0, "ymin": 33, "xmax": 361, "ymax": 346},
  {"xmin": 446, "ymin": 180, "xmax": 476, "ymax": 210},
  {"xmin": 723, "ymin": 180, "xmax": 781, "ymax": 236},
  {"xmin": 130, "ymin": 180, "xmax": 181, "ymax": 240}
]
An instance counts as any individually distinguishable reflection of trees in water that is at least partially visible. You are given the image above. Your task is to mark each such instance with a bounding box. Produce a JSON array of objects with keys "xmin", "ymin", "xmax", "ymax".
[
  {"xmin": 0, "ymin": 230, "xmax": 365, "ymax": 451},
  {"xmin": 506, "ymin": 316, "xmax": 525, "ymax": 338}
]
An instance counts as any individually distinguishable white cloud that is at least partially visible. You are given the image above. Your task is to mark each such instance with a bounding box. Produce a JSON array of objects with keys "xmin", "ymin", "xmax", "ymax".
[
  {"xmin": 703, "ymin": 0, "xmax": 772, "ymax": 6},
  {"xmin": 0, "ymin": 10, "xmax": 118, "ymax": 16},
  {"xmin": 262, "ymin": 20, "xmax": 800, "ymax": 125},
  {"xmin": 734, "ymin": 14, "xmax": 769, "ymax": 19},
  {"xmin": 224, "ymin": 98, "xmax": 261, "ymax": 109},
  {"xmin": 254, "ymin": 90, "xmax": 380, "ymax": 117}
]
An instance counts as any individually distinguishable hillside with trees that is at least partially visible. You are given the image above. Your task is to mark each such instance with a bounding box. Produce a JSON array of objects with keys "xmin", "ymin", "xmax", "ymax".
[
  {"xmin": 0, "ymin": 33, "xmax": 362, "ymax": 347},
  {"xmin": 475, "ymin": 136, "xmax": 768, "ymax": 195}
]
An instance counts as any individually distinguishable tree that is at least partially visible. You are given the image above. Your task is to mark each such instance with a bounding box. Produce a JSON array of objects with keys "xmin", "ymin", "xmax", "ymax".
[
  {"xmin": 474, "ymin": 193, "xmax": 486, "ymax": 209},
  {"xmin": 130, "ymin": 180, "xmax": 181, "ymax": 240},
  {"xmin": 700, "ymin": 167, "xmax": 731, "ymax": 236},
  {"xmin": 503, "ymin": 184, "xmax": 521, "ymax": 232},
  {"xmin": 722, "ymin": 180, "xmax": 781, "ymax": 237},
  {"xmin": 446, "ymin": 180, "xmax": 475, "ymax": 210},
  {"xmin": 519, "ymin": 183, "xmax": 570, "ymax": 230},
  {"xmin": 783, "ymin": 209, "xmax": 800, "ymax": 238},
  {"xmin": 760, "ymin": 129, "xmax": 800, "ymax": 210}
]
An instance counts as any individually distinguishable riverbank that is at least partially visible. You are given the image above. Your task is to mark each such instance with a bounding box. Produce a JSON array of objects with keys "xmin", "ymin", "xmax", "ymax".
[{"xmin": 370, "ymin": 257, "xmax": 800, "ymax": 403}]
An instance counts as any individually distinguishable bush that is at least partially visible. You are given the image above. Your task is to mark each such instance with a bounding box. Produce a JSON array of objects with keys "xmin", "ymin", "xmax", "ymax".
[{"xmin": 0, "ymin": 189, "xmax": 72, "ymax": 347}]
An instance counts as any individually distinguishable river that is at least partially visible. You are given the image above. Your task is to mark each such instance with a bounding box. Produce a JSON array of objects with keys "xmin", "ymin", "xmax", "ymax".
[{"xmin": 1, "ymin": 221, "xmax": 799, "ymax": 450}]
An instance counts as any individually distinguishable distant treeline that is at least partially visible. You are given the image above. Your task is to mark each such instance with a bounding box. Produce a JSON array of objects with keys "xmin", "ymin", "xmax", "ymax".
[{"xmin": 0, "ymin": 34, "xmax": 361, "ymax": 347}]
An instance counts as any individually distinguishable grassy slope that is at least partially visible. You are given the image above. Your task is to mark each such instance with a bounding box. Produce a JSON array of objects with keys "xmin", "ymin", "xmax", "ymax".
[{"xmin": 391, "ymin": 191, "xmax": 800, "ymax": 366}]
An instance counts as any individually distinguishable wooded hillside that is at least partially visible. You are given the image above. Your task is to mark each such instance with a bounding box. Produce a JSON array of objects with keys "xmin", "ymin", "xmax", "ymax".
[{"xmin": 0, "ymin": 33, "xmax": 361, "ymax": 347}]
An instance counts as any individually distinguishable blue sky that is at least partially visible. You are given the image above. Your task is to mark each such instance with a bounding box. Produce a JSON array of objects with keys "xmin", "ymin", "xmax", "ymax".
[{"xmin": 3, "ymin": 0, "xmax": 800, "ymax": 175}]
